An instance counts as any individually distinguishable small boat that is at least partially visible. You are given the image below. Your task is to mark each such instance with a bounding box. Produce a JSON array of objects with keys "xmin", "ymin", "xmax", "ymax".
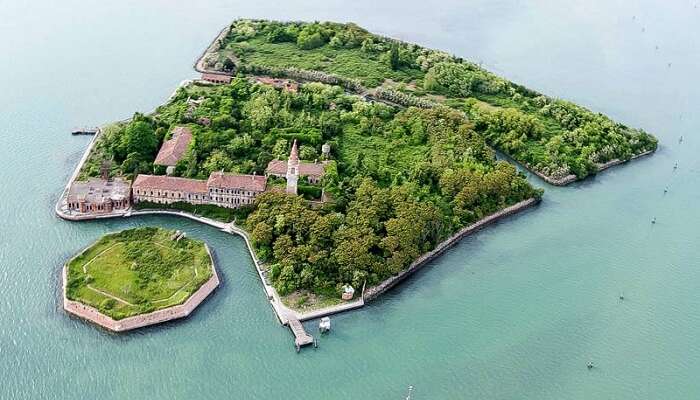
[
  {"xmin": 71, "ymin": 127, "xmax": 98, "ymax": 135},
  {"xmin": 319, "ymin": 317, "xmax": 331, "ymax": 333},
  {"xmin": 587, "ymin": 362, "xmax": 594, "ymax": 369},
  {"xmin": 652, "ymin": 217, "xmax": 656, "ymax": 224}
]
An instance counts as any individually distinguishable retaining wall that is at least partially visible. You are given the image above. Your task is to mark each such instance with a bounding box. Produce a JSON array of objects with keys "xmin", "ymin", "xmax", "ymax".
[{"xmin": 63, "ymin": 244, "xmax": 220, "ymax": 332}]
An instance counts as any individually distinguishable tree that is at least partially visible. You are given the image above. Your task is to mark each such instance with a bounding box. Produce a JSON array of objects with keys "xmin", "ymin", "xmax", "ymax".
[
  {"xmin": 223, "ymin": 58, "xmax": 235, "ymax": 71},
  {"xmin": 388, "ymin": 42, "xmax": 400, "ymax": 70},
  {"xmin": 299, "ymin": 145, "xmax": 317, "ymax": 160},
  {"xmin": 121, "ymin": 119, "xmax": 157, "ymax": 160},
  {"xmin": 252, "ymin": 221, "xmax": 273, "ymax": 246},
  {"xmin": 296, "ymin": 26, "xmax": 326, "ymax": 50},
  {"xmin": 203, "ymin": 150, "xmax": 235, "ymax": 174}
]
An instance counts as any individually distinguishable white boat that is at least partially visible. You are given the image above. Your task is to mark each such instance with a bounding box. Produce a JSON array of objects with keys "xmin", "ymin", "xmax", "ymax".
[{"xmin": 319, "ymin": 317, "xmax": 331, "ymax": 333}]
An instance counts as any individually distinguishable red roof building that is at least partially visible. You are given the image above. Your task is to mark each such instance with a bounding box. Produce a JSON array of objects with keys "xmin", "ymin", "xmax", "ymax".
[
  {"xmin": 266, "ymin": 141, "xmax": 328, "ymax": 185},
  {"xmin": 207, "ymin": 171, "xmax": 267, "ymax": 193},
  {"xmin": 133, "ymin": 174, "xmax": 207, "ymax": 194},
  {"xmin": 154, "ymin": 127, "xmax": 193, "ymax": 167},
  {"xmin": 132, "ymin": 171, "xmax": 267, "ymax": 209}
]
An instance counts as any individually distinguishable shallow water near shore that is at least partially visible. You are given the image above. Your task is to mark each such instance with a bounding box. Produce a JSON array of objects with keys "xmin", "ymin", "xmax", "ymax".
[{"xmin": 2, "ymin": 1, "xmax": 700, "ymax": 399}]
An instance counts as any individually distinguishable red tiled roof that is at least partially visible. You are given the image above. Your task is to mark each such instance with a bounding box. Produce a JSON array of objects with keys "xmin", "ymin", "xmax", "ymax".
[
  {"xmin": 299, "ymin": 162, "xmax": 327, "ymax": 177},
  {"xmin": 133, "ymin": 174, "xmax": 207, "ymax": 193},
  {"xmin": 289, "ymin": 139, "xmax": 299, "ymax": 163},
  {"xmin": 154, "ymin": 127, "xmax": 192, "ymax": 166},
  {"xmin": 207, "ymin": 172, "xmax": 267, "ymax": 192},
  {"xmin": 265, "ymin": 160, "xmax": 327, "ymax": 178},
  {"xmin": 266, "ymin": 160, "xmax": 287, "ymax": 175}
]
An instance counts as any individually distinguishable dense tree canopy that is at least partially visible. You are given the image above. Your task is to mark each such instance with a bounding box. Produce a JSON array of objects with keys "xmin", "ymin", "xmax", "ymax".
[{"xmin": 213, "ymin": 19, "xmax": 657, "ymax": 182}]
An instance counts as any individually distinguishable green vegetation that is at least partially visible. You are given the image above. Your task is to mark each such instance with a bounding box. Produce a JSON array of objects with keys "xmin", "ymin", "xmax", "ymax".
[
  {"xmin": 65, "ymin": 227, "xmax": 214, "ymax": 320},
  {"xmin": 133, "ymin": 200, "xmax": 251, "ymax": 223},
  {"xmin": 82, "ymin": 74, "xmax": 539, "ymax": 299},
  {"xmin": 206, "ymin": 19, "xmax": 657, "ymax": 182}
]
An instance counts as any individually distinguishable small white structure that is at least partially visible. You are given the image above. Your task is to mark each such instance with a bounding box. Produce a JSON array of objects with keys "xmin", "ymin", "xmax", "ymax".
[
  {"xmin": 319, "ymin": 317, "xmax": 331, "ymax": 333},
  {"xmin": 341, "ymin": 284, "xmax": 355, "ymax": 301},
  {"xmin": 322, "ymin": 143, "xmax": 331, "ymax": 158}
]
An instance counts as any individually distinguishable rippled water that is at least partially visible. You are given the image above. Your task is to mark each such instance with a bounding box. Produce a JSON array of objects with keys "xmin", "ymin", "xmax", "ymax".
[{"xmin": 1, "ymin": 1, "xmax": 699, "ymax": 398}]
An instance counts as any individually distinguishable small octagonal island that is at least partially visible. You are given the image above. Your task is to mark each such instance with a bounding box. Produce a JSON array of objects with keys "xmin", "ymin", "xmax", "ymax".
[{"xmin": 62, "ymin": 227, "xmax": 220, "ymax": 332}]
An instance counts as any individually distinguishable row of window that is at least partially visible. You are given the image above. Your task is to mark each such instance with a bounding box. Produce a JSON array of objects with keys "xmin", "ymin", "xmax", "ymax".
[
  {"xmin": 135, "ymin": 189, "xmax": 258, "ymax": 198},
  {"xmin": 210, "ymin": 187, "xmax": 255, "ymax": 196},
  {"xmin": 68, "ymin": 200, "xmax": 128, "ymax": 211}
]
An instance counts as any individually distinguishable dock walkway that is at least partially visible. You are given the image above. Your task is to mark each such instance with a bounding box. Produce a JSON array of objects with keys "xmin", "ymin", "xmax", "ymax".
[{"xmin": 288, "ymin": 318, "xmax": 314, "ymax": 351}]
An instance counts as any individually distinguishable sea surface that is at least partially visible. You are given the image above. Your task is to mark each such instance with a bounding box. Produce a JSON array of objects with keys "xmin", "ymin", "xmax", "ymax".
[{"xmin": 1, "ymin": 1, "xmax": 699, "ymax": 399}]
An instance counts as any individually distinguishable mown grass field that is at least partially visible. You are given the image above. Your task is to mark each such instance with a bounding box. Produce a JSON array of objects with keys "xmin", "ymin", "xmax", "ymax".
[{"xmin": 66, "ymin": 227, "xmax": 213, "ymax": 320}]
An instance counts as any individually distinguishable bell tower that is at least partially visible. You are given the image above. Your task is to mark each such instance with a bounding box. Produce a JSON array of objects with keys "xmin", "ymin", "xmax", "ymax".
[{"xmin": 286, "ymin": 139, "xmax": 299, "ymax": 195}]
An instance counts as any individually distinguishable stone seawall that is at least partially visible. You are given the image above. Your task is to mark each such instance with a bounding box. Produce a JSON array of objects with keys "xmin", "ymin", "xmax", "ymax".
[
  {"xmin": 363, "ymin": 197, "xmax": 540, "ymax": 302},
  {"xmin": 62, "ymin": 244, "xmax": 220, "ymax": 332},
  {"xmin": 595, "ymin": 149, "xmax": 655, "ymax": 174},
  {"xmin": 194, "ymin": 25, "xmax": 231, "ymax": 74},
  {"xmin": 522, "ymin": 148, "xmax": 656, "ymax": 186}
]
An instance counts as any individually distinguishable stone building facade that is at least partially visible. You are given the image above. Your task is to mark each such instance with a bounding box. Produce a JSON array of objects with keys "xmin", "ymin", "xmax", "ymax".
[
  {"xmin": 206, "ymin": 171, "xmax": 268, "ymax": 207},
  {"xmin": 132, "ymin": 172, "xmax": 267, "ymax": 209},
  {"xmin": 201, "ymin": 73, "xmax": 232, "ymax": 84},
  {"xmin": 132, "ymin": 175, "xmax": 208, "ymax": 205},
  {"xmin": 66, "ymin": 177, "xmax": 131, "ymax": 214}
]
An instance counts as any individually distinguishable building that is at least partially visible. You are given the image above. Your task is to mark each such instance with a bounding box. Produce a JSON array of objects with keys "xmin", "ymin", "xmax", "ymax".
[
  {"xmin": 154, "ymin": 126, "xmax": 193, "ymax": 175},
  {"xmin": 132, "ymin": 175, "xmax": 208, "ymax": 205},
  {"xmin": 132, "ymin": 171, "xmax": 267, "ymax": 209},
  {"xmin": 253, "ymin": 76, "xmax": 299, "ymax": 92},
  {"xmin": 207, "ymin": 171, "xmax": 268, "ymax": 207},
  {"xmin": 266, "ymin": 140, "xmax": 328, "ymax": 194},
  {"xmin": 66, "ymin": 177, "xmax": 131, "ymax": 214},
  {"xmin": 201, "ymin": 73, "xmax": 232, "ymax": 84}
]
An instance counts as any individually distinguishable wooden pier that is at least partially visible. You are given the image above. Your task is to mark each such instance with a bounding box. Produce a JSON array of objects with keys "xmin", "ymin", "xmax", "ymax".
[{"xmin": 288, "ymin": 318, "xmax": 315, "ymax": 352}]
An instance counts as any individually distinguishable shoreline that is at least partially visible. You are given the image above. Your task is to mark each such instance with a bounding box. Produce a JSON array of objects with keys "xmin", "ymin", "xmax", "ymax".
[
  {"xmin": 62, "ymin": 243, "xmax": 220, "ymax": 332},
  {"xmin": 194, "ymin": 25, "xmax": 232, "ymax": 75},
  {"xmin": 522, "ymin": 148, "xmax": 656, "ymax": 186}
]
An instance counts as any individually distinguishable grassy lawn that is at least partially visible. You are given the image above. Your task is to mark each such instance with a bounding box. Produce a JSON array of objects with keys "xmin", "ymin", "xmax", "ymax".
[
  {"xmin": 133, "ymin": 201, "xmax": 250, "ymax": 223},
  {"xmin": 66, "ymin": 227, "xmax": 213, "ymax": 320},
  {"xmin": 281, "ymin": 290, "xmax": 344, "ymax": 313}
]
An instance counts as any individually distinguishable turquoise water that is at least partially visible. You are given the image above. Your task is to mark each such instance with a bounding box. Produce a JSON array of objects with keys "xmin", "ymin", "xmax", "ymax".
[{"xmin": 1, "ymin": 1, "xmax": 699, "ymax": 398}]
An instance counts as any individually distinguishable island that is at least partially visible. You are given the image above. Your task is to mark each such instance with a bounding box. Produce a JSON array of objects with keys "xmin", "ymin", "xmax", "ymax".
[
  {"xmin": 56, "ymin": 18, "xmax": 656, "ymax": 327},
  {"xmin": 62, "ymin": 227, "xmax": 219, "ymax": 331}
]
